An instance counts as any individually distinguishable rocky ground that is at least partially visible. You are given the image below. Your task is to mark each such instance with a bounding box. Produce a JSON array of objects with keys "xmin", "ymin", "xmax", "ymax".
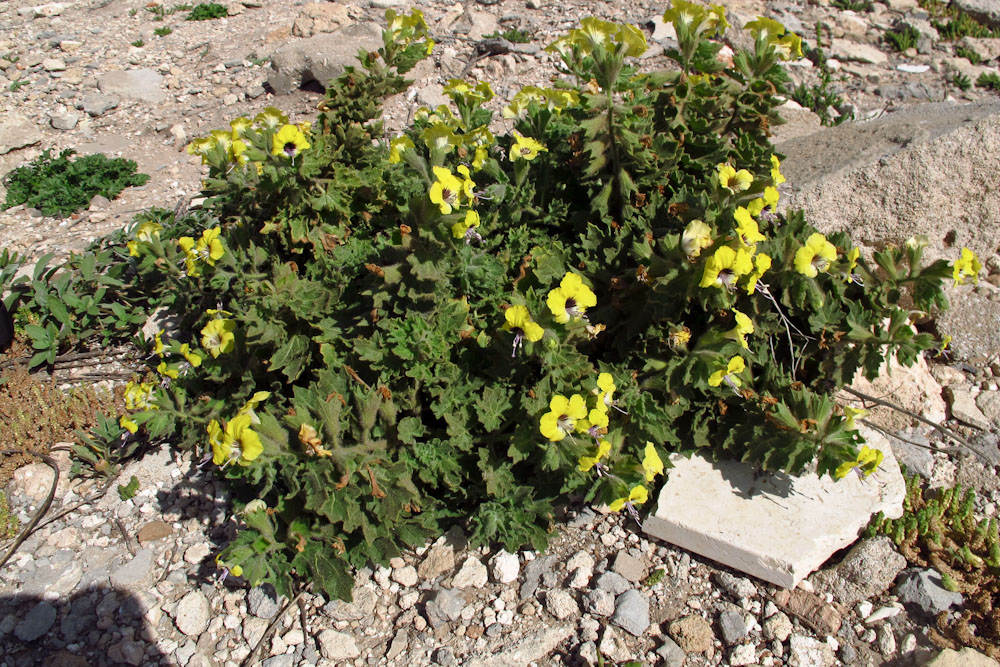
[{"xmin": 2, "ymin": 0, "xmax": 1000, "ymax": 665}]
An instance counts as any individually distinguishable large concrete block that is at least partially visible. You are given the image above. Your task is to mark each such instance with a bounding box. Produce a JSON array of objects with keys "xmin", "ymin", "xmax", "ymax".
[{"xmin": 642, "ymin": 427, "xmax": 905, "ymax": 589}]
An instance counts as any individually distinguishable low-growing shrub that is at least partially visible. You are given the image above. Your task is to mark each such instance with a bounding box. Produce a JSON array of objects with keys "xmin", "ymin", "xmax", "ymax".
[
  {"xmin": 977, "ymin": 71, "xmax": 1000, "ymax": 90},
  {"xmin": 10, "ymin": 5, "xmax": 977, "ymax": 602},
  {"xmin": 884, "ymin": 25, "xmax": 920, "ymax": 52},
  {"xmin": 867, "ymin": 476, "xmax": 1000, "ymax": 657},
  {"xmin": 1, "ymin": 149, "xmax": 149, "ymax": 218},
  {"xmin": 186, "ymin": 2, "xmax": 227, "ymax": 21}
]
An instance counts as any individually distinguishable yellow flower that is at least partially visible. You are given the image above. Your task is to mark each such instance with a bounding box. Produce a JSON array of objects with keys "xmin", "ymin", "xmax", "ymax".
[
  {"xmin": 578, "ymin": 439, "xmax": 611, "ymax": 472},
  {"xmin": 451, "ymin": 209, "xmax": 481, "ymax": 240},
  {"xmin": 180, "ymin": 343, "xmax": 203, "ymax": 368},
  {"xmin": 195, "ymin": 227, "xmax": 225, "ymax": 266},
  {"xmin": 669, "ymin": 325, "xmax": 692, "ymax": 349},
  {"xmin": 456, "ymin": 165, "xmax": 476, "ymax": 201},
  {"xmin": 178, "ymin": 236, "xmax": 200, "ymax": 277},
  {"xmin": 186, "ymin": 136, "xmax": 216, "ymax": 164},
  {"xmin": 952, "ymin": 247, "xmax": 981, "ymax": 286},
  {"xmin": 770, "ymin": 154, "xmax": 786, "ymax": 185},
  {"xmin": 708, "ymin": 356, "xmax": 745, "ymax": 388},
  {"xmin": 231, "ymin": 139, "xmax": 249, "ymax": 165},
  {"xmin": 834, "ymin": 445, "xmax": 883, "ymax": 479},
  {"xmin": 136, "ymin": 221, "xmax": 162, "ymax": 243},
  {"xmin": 724, "ymin": 309, "xmax": 754, "ymax": 349},
  {"xmin": 843, "ymin": 406, "xmax": 868, "ymax": 430},
  {"xmin": 429, "ymin": 166, "xmax": 463, "ymax": 215},
  {"xmin": 201, "ymin": 318, "xmax": 236, "ymax": 357},
  {"xmin": 124, "ymin": 381, "xmax": 156, "ymax": 411},
  {"xmin": 210, "ymin": 413, "xmax": 263, "ymax": 467},
  {"xmin": 389, "ymin": 135, "xmax": 415, "ymax": 164},
  {"xmin": 254, "ymin": 107, "xmax": 289, "ymax": 130},
  {"xmin": 472, "ymin": 145, "xmax": 488, "ymax": 170},
  {"xmin": 843, "ymin": 247, "xmax": 860, "ymax": 282},
  {"xmin": 717, "ymin": 163, "xmax": 753, "ymax": 193},
  {"xmin": 747, "ymin": 186, "xmax": 779, "ymax": 216},
  {"xmin": 775, "ymin": 33, "xmax": 803, "ymax": 60},
  {"xmin": 733, "ymin": 207, "xmax": 766, "ymax": 247},
  {"xmin": 681, "ymin": 219, "xmax": 714, "ymax": 259},
  {"xmin": 153, "ymin": 330, "xmax": 165, "ymax": 356},
  {"xmin": 503, "ymin": 305, "xmax": 544, "ymax": 352},
  {"xmin": 581, "ymin": 406, "xmax": 610, "ymax": 435},
  {"xmin": 156, "ymin": 361, "xmax": 180, "ymax": 379},
  {"xmin": 127, "ymin": 241, "xmax": 139, "ymax": 257},
  {"xmin": 230, "ymin": 564, "xmax": 244, "ymax": 577},
  {"xmin": 596, "ymin": 372, "xmax": 616, "ymax": 411},
  {"xmin": 546, "ymin": 272, "xmax": 597, "ymax": 323},
  {"xmin": 794, "ymin": 233, "xmax": 837, "ymax": 278},
  {"xmin": 539, "ymin": 393, "xmax": 588, "ymax": 442},
  {"xmin": 421, "ymin": 123, "xmax": 460, "ymax": 153},
  {"xmin": 272, "ymin": 123, "xmax": 310, "ymax": 158},
  {"xmin": 230, "ymin": 117, "xmax": 252, "ymax": 138},
  {"xmin": 642, "ymin": 442, "xmax": 664, "ymax": 482},
  {"xmin": 699, "ymin": 246, "xmax": 754, "ymax": 289},
  {"xmin": 743, "ymin": 253, "xmax": 772, "ymax": 294},
  {"xmin": 120, "ymin": 416, "xmax": 139, "ymax": 434},
  {"xmin": 509, "ymin": 130, "xmax": 547, "ymax": 161},
  {"xmin": 744, "ymin": 16, "xmax": 786, "ymax": 39},
  {"xmin": 238, "ymin": 391, "xmax": 271, "ymax": 424},
  {"xmin": 609, "ymin": 485, "xmax": 649, "ymax": 512}
]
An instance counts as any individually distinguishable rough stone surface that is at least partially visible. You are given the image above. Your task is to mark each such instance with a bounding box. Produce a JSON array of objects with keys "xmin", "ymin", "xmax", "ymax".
[
  {"xmin": 268, "ymin": 23, "xmax": 383, "ymax": 94},
  {"xmin": 0, "ymin": 113, "xmax": 43, "ymax": 154},
  {"xmin": 849, "ymin": 355, "xmax": 947, "ymax": 430},
  {"xmin": 98, "ymin": 69, "xmax": 165, "ymax": 103},
  {"xmin": 895, "ymin": 568, "xmax": 964, "ymax": 616},
  {"xmin": 247, "ymin": 584, "xmax": 282, "ymax": 619},
  {"xmin": 81, "ymin": 92, "xmax": 119, "ymax": 117},
  {"xmin": 544, "ymin": 590, "xmax": 579, "ymax": 621},
  {"xmin": 462, "ymin": 626, "xmax": 572, "ymax": 667},
  {"xmin": 978, "ymin": 390, "xmax": 1000, "ymax": 428},
  {"xmin": 490, "ymin": 550, "xmax": 519, "ymax": 584},
  {"xmin": 452, "ymin": 556, "xmax": 488, "ymax": 589},
  {"xmin": 788, "ymin": 634, "xmax": 837, "ymax": 667},
  {"xmin": 418, "ymin": 545, "xmax": 455, "ymax": 580},
  {"xmin": 656, "ymin": 637, "xmax": 687, "ymax": 667},
  {"xmin": 668, "ymin": 615, "xmax": 715, "ymax": 653},
  {"xmin": 610, "ymin": 589, "xmax": 649, "ymax": 637},
  {"xmin": 291, "ymin": 2, "xmax": 352, "ymax": 38},
  {"xmin": 643, "ymin": 427, "xmax": 905, "ymax": 588},
  {"xmin": 136, "ymin": 520, "xmax": 172, "ymax": 544},
  {"xmin": 810, "ymin": 536, "xmax": 907, "ymax": 607},
  {"xmin": 109, "ymin": 548, "xmax": 155, "ymax": 591},
  {"xmin": 611, "ymin": 552, "xmax": 647, "ymax": 583},
  {"xmin": 946, "ymin": 386, "xmax": 992, "ymax": 430},
  {"xmin": 173, "ymin": 591, "xmax": 211, "ymax": 637},
  {"xmin": 924, "ymin": 648, "xmax": 1000, "ymax": 667},
  {"xmin": 316, "ymin": 629, "xmax": 360, "ymax": 661},
  {"xmin": 717, "ymin": 610, "xmax": 749, "ymax": 645},
  {"xmin": 14, "ymin": 602, "xmax": 57, "ymax": 642}
]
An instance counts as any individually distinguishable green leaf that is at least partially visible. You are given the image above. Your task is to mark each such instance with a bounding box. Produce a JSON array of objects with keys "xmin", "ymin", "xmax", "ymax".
[{"xmin": 269, "ymin": 335, "xmax": 311, "ymax": 381}]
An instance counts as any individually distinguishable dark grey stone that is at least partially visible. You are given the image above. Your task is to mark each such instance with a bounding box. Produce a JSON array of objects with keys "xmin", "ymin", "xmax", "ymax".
[
  {"xmin": 80, "ymin": 92, "xmax": 119, "ymax": 117},
  {"xmin": 717, "ymin": 610, "xmax": 748, "ymax": 645},
  {"xmin": 594, "ymin": 571, "xmax": 630, "ymax": 596},
  {"xmin": 426, "ymin": 588, "xmax": 466, "ymax": 628},
  {"xmin": 895, "ymin": 568, "xmax": 964, "ymax": 616},
  {"xmin": 261, "ymin": 655, "xmax": 295, "ymax": 667},
  {"xmin": 610, "ymin": 589, "xmax": 649, "ymax": 637},
  {"xmin": 15, "ymin": 601, "xmax": 57, "ymax": 642},
  {"xmin": 433, "ymin": 647, "xmax": 457, "ymax": 666},
  {"xmin": 811, "ymin": 537, "xmax": 907, "ymax": 607},
  {"xmin": 247, "ymin": 584, "xmax": 282, "ymax": 619},
  {"xmin": 656, "ymin": 636, "xmax": 686, "ymax": 667},
  {"xmin": 519, "ymin": 555, "xmax": 555, "ymax": 599}
]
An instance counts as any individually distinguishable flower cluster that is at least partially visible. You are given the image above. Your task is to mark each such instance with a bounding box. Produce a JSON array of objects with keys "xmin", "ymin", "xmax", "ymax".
[
  {"xmin": 178, "ymin": 227, "xmax": 225, "ymax": 277},
  {"xmin": 207, "ymin": 392, "xmax": 269, "ymax": 468},
  {"xmin": 548, "ymin": 16, "xmax": 648, "ymax": 59},
  {"xmin": 186, "ymin": 107, "xmax": 311, "ymax": 172}
]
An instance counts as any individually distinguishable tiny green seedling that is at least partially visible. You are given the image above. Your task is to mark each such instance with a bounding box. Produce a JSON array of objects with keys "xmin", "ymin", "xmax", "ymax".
[
  {"xmin": 154, "ymin": 26, "xmax": 173, "ymax": 37},
  {"xmin": 8, "ymin": 79, "xmax": 28, "ymax": 92},
  {"xmin": 884, "ymin": 25, "xmax": 920, "ymax": 52},
  {"xmin": 131, "ymin": 39, "xmax": 145, "ymax": 48},
  {"xmin": 118, "ymin": 475, "xmax": 140, "ymax": 500},
  {"xmin": 977, "ymin": 71, "xmax": 1000, "ymax": 90},
  {"xmin": 951, "ymin": 72, "xmax": 973, "ymax": 91}
]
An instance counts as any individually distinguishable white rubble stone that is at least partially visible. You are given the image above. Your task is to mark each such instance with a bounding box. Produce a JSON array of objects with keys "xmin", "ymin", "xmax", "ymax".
[
  {"xmin": 643, "ymin": 426, "xmax": 905, "ymax": 588},
  {"xmin": 490, "ymin": 550, "xmax": 519, "ymax": 584}
]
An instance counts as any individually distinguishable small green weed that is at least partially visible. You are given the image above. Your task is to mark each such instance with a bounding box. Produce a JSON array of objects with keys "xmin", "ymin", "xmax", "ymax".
[
  {"xmin": 2, "ymin": 55, "xmax": 19, "ymax": 65},
  {"xmin": 0, "ymin": 493, "xmax": 18, "ymax": 540},
  {"xmin": 146, "ymin": 3, "xmax": 191, "ymax": 20},
  {"xmin": 831, "ymin": 0, "xmax": 872, "ymax": 11},
  {"xmin": 642, "ymin": 568, "xmax": 666, "ymax": 587},
  {"xmin": 951, "ymin": 72, "xmax": 973, "ymax": 91},
  {"xmin": 128, "ymin": 7, "xmax": 137, "ymax": 16},
  {"xmin": 8, "ymin": 79, "xmax": 28, "ymax": 92},
  {"xmin": 131, "ymin": 39, "xmax": 145, "ymax": 48},
  {"xmin": 956, "ymin": 45, "xmax": 982, "ymax": 64},
  {"xmin": 117, "ymin": 475, "xmax": 140, "ymax": 500},
  {"xmin": 186, "ymin": 2, "xmax": 227, "ymax": 20},
  {"xmin": 71, "ymin": 414, "xmax": 141, "ymax": 479},
  {"xmin": 484, "ymin": 28, "xmax": 532, "ymax": 44},
  {"xmin": 1, "ymin": 148, "xmax": 149, "ymax": 218},
  {"xmin": 936, "ymin": 12, "xmax": 999, "ymax": 40},
  {"xmin": 884, "ymin": 25, "xmax": 920, "ymax": 52},
  {"xmin": 977, "ymin": 71, "xmax": 1000, "ymax": 90},
  {"xmin": 792, "ymin": 23, "xmax": 854, "ymax": 127},
  {"xmin": 245, "ymin": 52, "xmax": 270, "ymax": 67},
  {"xmin": 153, "ymin": 26, "xmax": 173, "ymax": 37}
]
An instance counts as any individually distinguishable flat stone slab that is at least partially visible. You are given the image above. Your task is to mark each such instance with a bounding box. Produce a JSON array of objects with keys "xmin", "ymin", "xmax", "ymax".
[{"xmin": 643, "ymin": 427, "xmax": 905, "ymax": 589}]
